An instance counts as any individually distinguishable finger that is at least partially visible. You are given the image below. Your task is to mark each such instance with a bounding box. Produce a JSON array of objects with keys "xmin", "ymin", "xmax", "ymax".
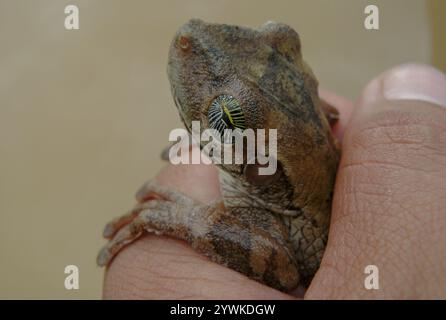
[
  {"xmin": 307, "ymin": 64, "xmax": 446, "ymax": 299},
  {"xmin": 154, "ymin": 160, "xmax": 221, "ymax": 203},
  {"xmin": 103, "ymin": 162, "xmax": 295, "ymax": 299},
  {"xmin": 319, "ymin": 88, "xmax": 355, "ymax": 141}
]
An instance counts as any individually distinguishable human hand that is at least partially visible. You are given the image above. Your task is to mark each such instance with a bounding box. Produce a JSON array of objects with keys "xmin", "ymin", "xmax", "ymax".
[{"xmin": 103, "ymin": 64, "xmax": 446, "ymax": 299}]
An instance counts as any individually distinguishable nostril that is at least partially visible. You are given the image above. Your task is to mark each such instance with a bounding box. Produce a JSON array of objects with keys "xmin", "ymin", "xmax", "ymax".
[{"xmin": 178, "ymin": 35, "xmax": 191, "ymax": 51}]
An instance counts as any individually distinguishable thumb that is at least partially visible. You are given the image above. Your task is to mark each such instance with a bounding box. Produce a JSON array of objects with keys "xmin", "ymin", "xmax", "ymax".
[{"xmin": 306, "ymin": 64, "xmax": 446, "ymax": 299}]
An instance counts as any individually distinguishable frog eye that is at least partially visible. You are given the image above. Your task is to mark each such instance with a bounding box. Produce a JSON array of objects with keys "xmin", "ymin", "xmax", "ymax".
[{"xmin": 208, "ymin": 95, "xmax": 246, "ymax": 142}]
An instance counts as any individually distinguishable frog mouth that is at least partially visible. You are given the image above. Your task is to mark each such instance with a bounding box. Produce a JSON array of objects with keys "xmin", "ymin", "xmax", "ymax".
[{"xmin": 171, "ymin": 89, "xmax": 193, "ymax": 133}]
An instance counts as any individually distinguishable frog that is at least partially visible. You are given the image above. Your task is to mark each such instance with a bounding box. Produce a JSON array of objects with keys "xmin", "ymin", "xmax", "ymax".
[{"xmin": 97, "ymin": 19, "xmax": 340, "ymax": 292}]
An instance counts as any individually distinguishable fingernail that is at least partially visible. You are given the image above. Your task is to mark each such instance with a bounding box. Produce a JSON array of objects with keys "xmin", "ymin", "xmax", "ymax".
[{"xmin": 361, "ymin": 64, "xmax": 446, "ymax": 108}]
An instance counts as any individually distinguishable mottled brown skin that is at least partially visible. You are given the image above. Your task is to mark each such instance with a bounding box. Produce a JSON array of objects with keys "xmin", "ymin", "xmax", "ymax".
[{"xmin": 98, "ymin": 19, "xmax": 340, "ymax": 291}]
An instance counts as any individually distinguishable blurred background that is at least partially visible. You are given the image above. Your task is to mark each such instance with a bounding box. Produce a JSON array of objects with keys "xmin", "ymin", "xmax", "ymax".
[{"xmin": 0, "ymin": 0, "xmax": 444, "ymax": 299}]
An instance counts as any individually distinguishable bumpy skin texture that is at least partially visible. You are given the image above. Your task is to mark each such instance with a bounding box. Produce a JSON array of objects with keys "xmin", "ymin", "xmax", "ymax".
[{"xmin": 98, "ymin": 19, "xmax": 340, "ymax": 291}]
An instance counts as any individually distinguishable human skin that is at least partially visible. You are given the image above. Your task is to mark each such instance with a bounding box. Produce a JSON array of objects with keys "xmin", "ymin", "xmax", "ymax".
[{"xmin": 103, "ymin": 64, "xmax": 446, "ymax": 299}]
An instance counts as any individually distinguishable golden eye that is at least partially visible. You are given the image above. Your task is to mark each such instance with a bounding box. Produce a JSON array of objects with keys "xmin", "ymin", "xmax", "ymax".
[{"xmin": 208, "ymin": 95, "xmax": 246, "ymax": 142}]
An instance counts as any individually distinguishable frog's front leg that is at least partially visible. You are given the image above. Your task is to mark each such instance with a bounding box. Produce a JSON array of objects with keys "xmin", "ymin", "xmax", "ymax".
[
  {"xmin": 98, "ymin": 183, "xmax": 300, "ymax": 291},
  {"xmin": 102, "ymin": 180, "xmax": 195, "ymax": 239}
]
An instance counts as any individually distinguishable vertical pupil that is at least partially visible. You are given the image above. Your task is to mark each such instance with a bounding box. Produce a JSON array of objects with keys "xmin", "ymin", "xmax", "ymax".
[
  {"xmin": 221, "ymin": 109, "xmax": 234, "ymax": 129},
  {"xmin": 207, "ymin": 95, "xmax": 246, "ymax": 142}
]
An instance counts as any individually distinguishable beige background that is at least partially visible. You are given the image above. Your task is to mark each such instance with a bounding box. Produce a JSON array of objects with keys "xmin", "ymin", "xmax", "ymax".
[{"xmin": 0, "ymin": 0, "xmax": 443, "ymax": 299}]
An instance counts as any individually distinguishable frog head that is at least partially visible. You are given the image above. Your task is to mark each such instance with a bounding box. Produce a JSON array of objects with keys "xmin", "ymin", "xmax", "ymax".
[{"xmin": 167, "ymin": 19, "xmax": 338, "ymax": 215}]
